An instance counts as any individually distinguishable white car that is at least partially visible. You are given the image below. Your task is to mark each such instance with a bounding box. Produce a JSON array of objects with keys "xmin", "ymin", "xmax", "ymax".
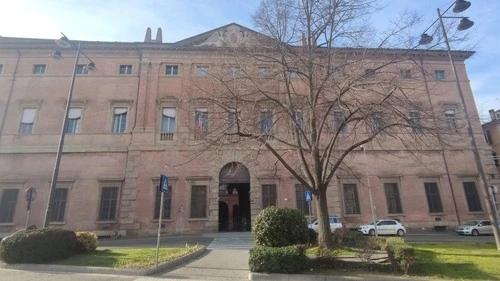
[
  {"xmin": 456, "ymin": 220, "xmax": 495, "ymax": 236},
  {"xmin": 358, "ymin": 219, "xmax": 406, "ymax": 236},
  {"xmin": 308, "ymin": 216, "xmax": 343, "ymax": 233}
]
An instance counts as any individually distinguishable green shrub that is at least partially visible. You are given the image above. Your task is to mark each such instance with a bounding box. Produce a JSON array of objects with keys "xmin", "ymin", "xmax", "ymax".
[
  {"xmin": 307, "ymin": 228, "xmax": 318, "ymax": 246},
  {"xmin": 342, "ymin": 230, "xmax": 363, "ymax": 247},
  {"xmin": 0, "ymin": 228, "xmax": 77, "ymax": 264},
  {"xmin": 76, "ymin": 231, "xmax": 98, "ymax": 253},
  {"xmin": 249, "ymin": 245, "xmax": 309, "ymax": 273},
  {"xmin": 385, "ymin": 237, "xmax": 415, "ymax": 274},
  {"xmin": 252, "ymin": 206, "xmax": 309, "ymax": 247}
]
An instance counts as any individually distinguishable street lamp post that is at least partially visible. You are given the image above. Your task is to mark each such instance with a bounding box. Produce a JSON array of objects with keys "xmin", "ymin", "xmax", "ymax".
[
  {"xmin": 361, "ymin": 145, "xmax": 378, "ymax": 237},
  {"xmin": 419, "ymin": 0, "xmax": 500, "ymax": 250},
  {"xmin": 43, "ymin": 34, "xmax": 95, "ymax": 228}
]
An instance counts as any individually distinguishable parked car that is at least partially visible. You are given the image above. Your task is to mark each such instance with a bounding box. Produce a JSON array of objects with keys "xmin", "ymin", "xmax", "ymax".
[
  {"xmin": 308, "ymin": 216, "xmax": 343, "ymax": 233},
  {"xmin": 358, "ymin": 219, "xmax": 406, "ymax": 236},
  {"xmin": 455, "ymin": 220, "xmax": 496, "ymax": 236}
]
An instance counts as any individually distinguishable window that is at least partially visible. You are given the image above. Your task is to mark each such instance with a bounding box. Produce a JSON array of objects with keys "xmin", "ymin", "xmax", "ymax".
[
  {"xmin": 364, "ymin": 69, "xmax": 376, "ymax": 78},
  {"xmin": 409, "ymin": 111, "xmax": 421, "ymax": 133},
  {"xmin": 19, "ymin": 108, "xmax": 37, "ymax": 134},
  {"xmin": 401, "ymin": 69, "xmax": 411, "ymax": 79},
  {"xmin": 162, "ymin": 108, "xmax": 176, "ymax": 132},
  {"xmin": 372, "ymin": 112, "xmax": 384, "ymax": 132},
  {"xmin": 228, "ymin": 66, "xmax": 241, "ymax": 76},
  {"xmin": 288, "ymin": 70, "xmax": 299, "ymax": 78},
  {"xmin": 262, "ymin": 184, "xmax": 277, "ymax": 209},
  {"xmin": 228, "ymin": 109, "xmax": 237, "ymax": 133},
  {"xmin": 195, "ymin": 66, "xmax": 209, "ymax": 76},
  {"xmin": 0, "ymin": 64, "xmax": 4, "ymax": 74},
  {"xmin": 258, "ymin": 67, "xmax": 270, "ymax": 77},
  {"xmin": 463, "ymin": 181, "xmax": 482, "ymax": 212},
  {"xmin": 295, "ymin": 184, "xmax": 310, "ymax": 215},
  {"xmin": 112, "ymin": 107, "xmax": 128, "ymax": 133},
  {"xmin": 154, "ymin": 185, "xmax": 172, "ymax": 219},
  {"xmin": 119, "ymin": 65, "xmax": 132, "ymax": 75},
  {"xmin": 343, "ymin": 184, "xmax": 360, "ymax": 215},
  {"xmin": 424, "ymin": 182, "xmax": 443, "ymax": 213},
  {"xmin": 260, "ymin": 110, "xmax": 273, "ymax": 134},
  {"xmin": 445, "ymin": 109, "xmax": 457, "ymax": 131},
  {"xmin": 33, "ymin": 64, "xmax": 46, "ymax": 74},
  {"xmin": 0, "ymin": 189, "xmax": 19, "ymax": 223},
  {"xmin": 66, "ymin": 108, "xmax": 82, "ymax": 133},
  {"xmin": 194, "ymin": 108, "xmax": 208, "ymax": 139},
  {"xmin": 165, "ymin": 65, "xmax": 179, "ymax": 76},
  {"xmin": 98, "ymin": 187, "xmax": 118, "ymax": 221},
  {"xmin": 485, "ymin": 130, "xmax": 493, "ymax": 145},
  {"xmin": 190, "ymin": 185, "xmax": 207, "ymax": 218},
  {"xmin": 76, "ymin": 64, "xmax": 89, "ymax": 75},
  {"xmin": 334, "ymin": 111, "xmax": 347, "ymax": 133},
  {"xmin": 434, "ymin": 70, "xmax": 445, "ymax": 80},
  {"xmin": 384, "ymin": 183, "xmax": 403, "ymax": 214},
  {"xmin": 48, "ymin": 188, "xmax": 68, "ymax": 222},
  {"xmin": 293, "ymin": 110, "xmax": 304, "ymax": 130}
]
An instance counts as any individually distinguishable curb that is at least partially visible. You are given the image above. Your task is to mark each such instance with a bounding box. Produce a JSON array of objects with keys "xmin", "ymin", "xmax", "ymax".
[
  {"xmin": 249, "ymin": 273, "xmax": 424, "ymax": 281},
  {"xmin": 0, "ymin": 245, "xmax": 206, "ymax": 276}
]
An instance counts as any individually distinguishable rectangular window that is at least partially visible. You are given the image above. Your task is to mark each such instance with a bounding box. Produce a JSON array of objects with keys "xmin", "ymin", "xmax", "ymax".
[
  {"xmin": 228, "ymin": 66, "xmax": 242, "ymax": 76},
  {"xmin": 364, "ymin": 69, "xmax": 376, "ymax": 78},
  {"xmin": 343, "ymin": 184, "xmax": 360, "ymax": 215},
  {"xmin": 434, "ymin": 70, "xmax": 445, "ymax": 80},
  {"xmin": 66, "ymin": 107, "xmax": 82, "ymax": 133},
  {"xmin": 228, "ymin": 109, "xmax": 237, "ymax": 133},
  {"xmin": 260, "ymin": 110, "xmax": 273, "ymax": 134},
  {"xmin": 162, "ymin": 108, "xmax": 176, "ymax": 132},
  {"xmin": 409, "ymin": 111, "xmax": 421, "ymax": 133},
  {"xmin": 334, "ymin": 111, "xmax": 347, "ymax": 133},
  {"xmin": 384, "ymin": 183, "xmax": 403, "ymax": 214},
  {"xmin": 295, "ymin": 184, "xmax": 310, "ymax": 215},
  {"xmin": 445, "ymin": 109, "xmax": 457, "ymax": 131},
  {"xmin": 194, "ymin": 108, "xmax": 208, "ymax": 139},
  {"xmin": 288, "ymin": 70, "xmax": 299, "ymax": 78},
  {"xmin": 49, "ymin": 188, "xmax": 68, "ymax": 222},
  {"xmin": 0, "ymin": 64, "xmax": 4, "ymax": 74},
  {"xmin": 0, "ymin": 189, "xmax": 19, "ymax": 223},
  {"xmin": 33, "ymin": 64, "xmax": 46, "ymax": 74},
  {"xmin": 372, "ymin": 112, "xmax": 384, "ymax": 132},
  {"xmin": 154, "ymin": 185, "xmax": 172, "ymax": 219},
  {"xmin": 401, "ymin": 69, "xmax": 411, "ymax": 79},
  {"xmin": 195, "ymin": 66, "xmax": 210, "ymax": 76},
  {"xmin": 485, "ymin": 130, "xmax": 493, "ymax": 145},
  {"xmin": 165, "ymin": 65, "xmax": 179, "ymax": 76},
  {"xmin": 293, "ymin": 110, "xmax": 304, "ymax": 130},
  {"xmin": 258, "ymin": 67, "xmax": 270, "ymax": 77},
  {"xmin": 190, "ymin": 185, "xmax": 207, "ymax": 218},
  {"xmin": 112, "ymin": 107, "xmax": 128, "ymax": 133},
  {"xmin": 262, "ymin": 184, "xmax": 277, "ymax": 209},
  {"xmin": 19, "ymin": 108, "xmax": 36, "ymax": 134},
  {"xmin": 98, "ymin": 187, "xmax": 118, "ymax": 221},
  {"xmin": 76, "ymin": 64, "xmax": 89, "ymax": 75},
  {"xmin": 119, "ymin": 65, "xmax": 133, "ymax": 75},
  {"xmin": 424, "ymin": 182, "xmax": 443, "ymax": 213},
  {"xmin": 463, "ymin": 181, "xmax": 482, "ymax": 212}
]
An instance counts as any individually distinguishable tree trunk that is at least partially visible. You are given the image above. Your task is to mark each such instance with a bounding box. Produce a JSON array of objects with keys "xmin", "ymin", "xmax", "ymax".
[{"xmin": 315, "ymin": 186, "xmax": 334, "ymax": 248}]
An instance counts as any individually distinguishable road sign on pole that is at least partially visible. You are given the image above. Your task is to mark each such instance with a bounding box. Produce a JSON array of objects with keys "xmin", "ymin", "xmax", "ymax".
[
  {"xmin": 305, "ymin": 191, "xmax": 312, "ymax": 202},
  {"xmin": 160, "ymin": 174, "xmax": 169, "ymax": 193},
  {"xmin": 156, "ymin": 174, "xmax": 168, "ymax": 271}
]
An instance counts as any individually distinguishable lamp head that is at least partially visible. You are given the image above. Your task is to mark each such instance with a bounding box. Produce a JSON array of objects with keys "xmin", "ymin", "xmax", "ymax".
[
  {"xmin": 86, "ymin": 62, "xmax": 96, "ymax": 71},
  {"xmin": 419, "ymin": 33, "xmax": 433, "ymax": 45},
  {"xmin": 51, "ymin": 50, "xmax": 62, "ymax": 59},
  {"xmin": 457, "ymin": 18, "xmax": 474, "ymax": 31},
  {"xmin": 452, "ymin": 0, "xmax": 471, "ymax": 13},
  {"xmin": 55, "ymin": 36, "xmax": 71, "ymax": 48}
]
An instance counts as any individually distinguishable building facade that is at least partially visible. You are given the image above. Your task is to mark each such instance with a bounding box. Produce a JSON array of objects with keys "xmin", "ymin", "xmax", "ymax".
[{"xmin": 0, "ymin": 24, "xmax": 498, "ymax": 237}]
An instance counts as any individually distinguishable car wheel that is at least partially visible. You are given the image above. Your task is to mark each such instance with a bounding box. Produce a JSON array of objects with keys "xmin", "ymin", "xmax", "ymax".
[
  {"xmin": 369, "ymin": 229, "xmax": 375, "ymax": 236},
  {"xmin": 397, "ymin": 229, "xmax": 405, "ymax": 237},
  {"xmin": 472, "ymin": 229, "xmax": 479, "ymax": 236}
]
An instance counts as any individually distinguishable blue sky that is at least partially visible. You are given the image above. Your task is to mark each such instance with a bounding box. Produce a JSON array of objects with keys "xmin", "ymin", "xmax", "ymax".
[{"xmin": 1, "ymin": 0, "xmax": 498, "ymax": 122}]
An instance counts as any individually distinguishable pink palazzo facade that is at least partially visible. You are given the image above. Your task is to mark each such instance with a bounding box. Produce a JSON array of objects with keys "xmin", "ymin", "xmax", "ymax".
[{"xmin": 0, "ymin": 24, "xmax": 498, "ymax": 238}]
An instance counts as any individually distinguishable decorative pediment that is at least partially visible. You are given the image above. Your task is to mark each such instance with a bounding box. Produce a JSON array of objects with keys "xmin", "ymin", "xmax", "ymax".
[{"xmin": 171, "ymin": 23, "xmax": 261, "ymax": 48}]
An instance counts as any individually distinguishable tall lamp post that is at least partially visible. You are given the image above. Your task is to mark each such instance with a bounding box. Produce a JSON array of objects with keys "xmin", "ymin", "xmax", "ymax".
[
  {"xmin": 43, "ymin": 34, "xmax": 95, "ymax": 228},
  {"xmin": 419, "ymin": 0, "xmax": 500, "ymax": 250},
  {"xmin": 361, "ymin": 145, "xmax": 378, "ymax": 237}
]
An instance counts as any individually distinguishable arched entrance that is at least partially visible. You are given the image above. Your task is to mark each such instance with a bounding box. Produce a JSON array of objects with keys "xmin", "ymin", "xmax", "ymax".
[{"xmin": 218, "ymin": 162, "xmax": 251, "ymax": 232}]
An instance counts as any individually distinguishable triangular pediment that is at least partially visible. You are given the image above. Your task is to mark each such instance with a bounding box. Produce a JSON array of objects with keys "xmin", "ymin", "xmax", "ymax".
[{"xmin": 171, "ymin": 23, "xmax": 264, "ymax": 48}]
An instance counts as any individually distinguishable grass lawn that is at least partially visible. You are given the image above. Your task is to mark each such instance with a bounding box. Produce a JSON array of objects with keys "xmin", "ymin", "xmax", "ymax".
[
  {"xmin": 51, "ymin": 245, "xmax": 202, "ymax": 269},
  {"xmin": 411, "ymin": 243, "xmax": 500, "ymax": 281}
]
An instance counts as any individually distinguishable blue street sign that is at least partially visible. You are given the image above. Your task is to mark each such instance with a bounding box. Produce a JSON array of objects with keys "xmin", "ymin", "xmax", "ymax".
[
  {"xmin": 160, "ymin": 174, "xmax": 169, "ymax": 193},
  {"xmin": 305, "ymin": 190, "xmax": 312, "ymax": 202}
]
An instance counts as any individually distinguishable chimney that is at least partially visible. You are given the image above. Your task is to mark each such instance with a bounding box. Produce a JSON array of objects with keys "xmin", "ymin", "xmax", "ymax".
[
  {"xmin": 155, "ymin": 28, "xmax": 162, "ymax": 43},
  {"xmin": 144, "ymin": 27, "xmax": 152, "ymax": 42},
  {"xmin": 489, "ymin": 109, "xmax": 496, "ymax": 121}
]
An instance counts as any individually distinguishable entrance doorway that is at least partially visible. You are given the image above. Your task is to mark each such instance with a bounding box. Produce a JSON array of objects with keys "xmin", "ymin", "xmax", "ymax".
[{"xmin": 218, "ymin": 162, "xmax": 251, "ymax": 232}]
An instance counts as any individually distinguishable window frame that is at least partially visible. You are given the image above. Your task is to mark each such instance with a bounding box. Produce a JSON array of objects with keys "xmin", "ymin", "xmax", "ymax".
[
  {"xmin": 342, "ymin": 183, "xmax": 361, "ymax": 215},
  {"xmin": 462, "ymin": 181, "xmax": 483, "ymax": 212},
  {"xmin": 259, "ymin": 110, "xmax": 273, "ymax": 135},
  {"xmin": 194, "ymin": 108, "xmax": 208, "ymax": 139},
  {"xmin": 119, "ymin": 65, "xmax": 133, "ymax": 75},
  {"xmin": 190, "ymin": 185, "xmax": 207, "ymax": 218},
  {"xmin": 66, "ymin": 107, "xmax": 83, "ymax": 134},
  {"xmin": 18, "ymin": 107, "xmax": 37, "ymax": 134},
  {"xmin": 401, "ymin": 69, "xmax": 411, "ymax": 79},
  {"xmin": 445, "ymin": 108, "xmax": 457, "ymax": 132},
  {"xmin": 0, "ymin": 64, "xmax": 4, "ymax": 74},
  {"xmin": 434, "ymin": 70, "xmax": 445, "ymax": 80},
  {"xmin": 409, "ymin": 110, "xmax": 421, "ymax": 133},
  {"xmin": 98, "ymin": 186, "xmax": 119, "ymax": 221},
  {"xmin": 112, "ymin": 107, "xmax": 128, "ymax": 133},
  {"xmin": 295, "ymin": 184, "xmax": 310, "ymax": 215},
  {"xmin": 76, "ymin": 64, "xmax": 89, "ymax": 75},
  {"xmin": 262, "ymin": 184, "xmax": 277, "ymax": 209},
  {"xmin": 162, "ymin": 107, "xmax": 176, "ymax": 133},
  {"xmin": 154, "ymin": 184, "xmax": 172, "ymax": 220},
  {"xmin": 0, "ymin": 189, "xmax": 19, "ymax": 223},
  {"xmin": 32, "ymin": 64, "xmax": 46, "ymax": 75},
  {"xmin": 384, "ymin": 182, "xmax": 403, "ymax": 214},
  {"xmin": 165, "ymin": 65, "xmax": 179, "ymax": 76},
  {"xmin": 194, "ymin": 65, "xmax": 210, "ymax": 77},
  {"xmin": 334, "ymin": 110, "xmax": 348, "ymax": 133},
  {"xmin": 48, "ymin": 187, "xmax": 69, "ymax": 222},
  {"xmin": 372, "ymin": 112, "xmax": 384, "ymax": 132},
  {"xmin": 423, "ymin": 182, "xmax": 444, "ymax": 213}
]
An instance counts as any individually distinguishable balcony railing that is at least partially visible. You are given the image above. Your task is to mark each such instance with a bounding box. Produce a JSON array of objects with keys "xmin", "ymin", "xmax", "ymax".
[{"xmin": 160, "ymin": 132, "xmax": 174, "ymax": 141}]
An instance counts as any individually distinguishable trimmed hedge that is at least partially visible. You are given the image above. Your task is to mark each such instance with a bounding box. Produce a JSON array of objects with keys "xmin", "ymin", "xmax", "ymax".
[
  {"xmin": 385, "ymin": 237, "xmax": 416, "ymax": 274},
  {"xmin": 252, "ymin": 206, "xmax": 309, "ymax": 247},
  {"xmin": 76, "ymin": 231, "xmax": 98, "ymax": 253},
  {"xmin": 249, "ymin": 245, "xmax": 309, "ymax": 273},
  {"xmin": 0, "ymin": 228, "xmax": 77, "ymax": 264}
]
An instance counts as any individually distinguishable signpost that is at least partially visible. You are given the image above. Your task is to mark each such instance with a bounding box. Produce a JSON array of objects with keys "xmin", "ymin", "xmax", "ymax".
[
  {"xmin": 24, "ymin": 187, "xmax": 37, "ymax": 229},
  {"xmin": 155, "ymin": 175, "xmax": 168, "ymax": 271},
  {"xmin": 305, "ymin": 190, "xmax": 312, "ymax": 224}
]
